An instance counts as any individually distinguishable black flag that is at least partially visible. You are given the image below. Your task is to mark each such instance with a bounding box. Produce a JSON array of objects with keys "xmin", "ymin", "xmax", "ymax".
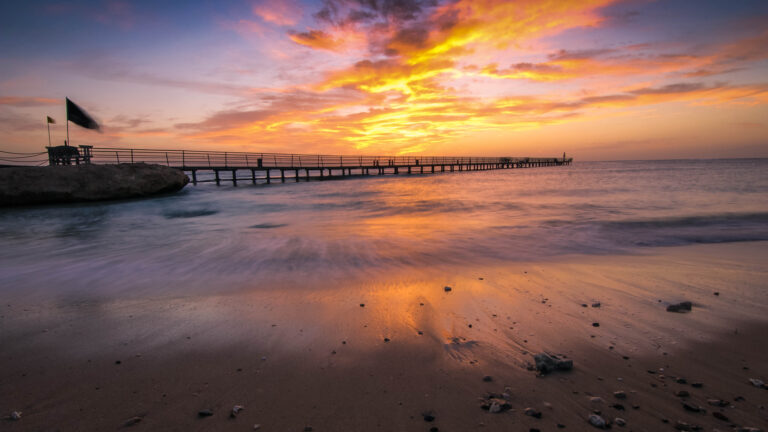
[{"xmin": 66, "ymin": 98, "xmax": 100, "ymax": 131}]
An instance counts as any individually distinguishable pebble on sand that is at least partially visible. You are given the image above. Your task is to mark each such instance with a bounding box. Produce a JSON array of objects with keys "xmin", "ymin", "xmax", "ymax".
[
  {"xmin": 748, "ymin": 378, "xmax": 765, "ymax": 388},
  {"xmin": 533, "ymin": 353, "xmax": 573, "ymax": 374},
  {"xmin": 592, "ymin": 322, "xmax": 600, "ymax": 327},
  {"xmin": 10, "ymin": 411, "xmax": 22, "ymax": 421},
  {"xmin": 198, "ymin": 409, "xmax": 214, "ymax": 418},
  {"xmin": 231, "ymin": 405, "xmax": 245, "ymax": 417},
  {"xmin": 666, "ymin": 301, "xmax": 692, "ymax": 312},
  {"xmin": 122, "ymin": 416, "xmax": 143, "ymax": 427},
  {"xmin": 614, "ymin": 417, "xmax": 626, "ymax": 426},
  {"xmin": 444, "ymin": 286, "xmax": 452, "ymax": 292},
  {"xmin": 587, "ymin": 414, "xmax": 606, "ymax": 428},
  {"xmin": 613, "ymin": 391, "xmax": 626, "ymax": 399},
  {"xmin": 524, "ymin": 408, "xmax": 542, "ymax": 418}
]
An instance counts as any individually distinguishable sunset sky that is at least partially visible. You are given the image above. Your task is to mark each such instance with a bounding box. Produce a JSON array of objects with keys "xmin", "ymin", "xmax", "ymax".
[{"xmin": 1, "ymin": 0, "xmax": 767, "ymax": 160}]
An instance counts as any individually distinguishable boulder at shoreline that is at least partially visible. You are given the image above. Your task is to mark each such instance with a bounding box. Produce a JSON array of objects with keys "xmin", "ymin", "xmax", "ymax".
[{"xmin": 0, "ymin": 163, "xmax": 189, "ymax": 206}]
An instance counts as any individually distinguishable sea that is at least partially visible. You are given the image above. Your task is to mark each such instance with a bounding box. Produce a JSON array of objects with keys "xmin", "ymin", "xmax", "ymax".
[{"xmin": 1, "ymin": 159, "xmax": 767, "ymax": 300}]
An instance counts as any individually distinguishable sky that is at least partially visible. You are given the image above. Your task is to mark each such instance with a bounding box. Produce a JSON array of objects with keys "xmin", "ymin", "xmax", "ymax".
[{"xmin": 1, "ymin": 0, "xmax": 767, "ymax": 160}]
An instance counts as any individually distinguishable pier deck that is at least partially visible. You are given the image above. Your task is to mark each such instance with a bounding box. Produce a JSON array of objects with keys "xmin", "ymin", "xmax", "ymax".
[{"xmin": 2, "ymin": 147, "xmax": 573, "ymax": 186}]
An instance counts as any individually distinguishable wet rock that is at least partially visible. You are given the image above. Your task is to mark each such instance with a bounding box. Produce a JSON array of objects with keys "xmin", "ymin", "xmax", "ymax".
[
  {"xmin": 10, "ymin": 411, "xmax": 22, "ymax": 421},
  {"xmin": 675, "ymin": 390, "xmax": 690, "ymax": 398},
  {"xmin": 253, "ymin": 425, "xmax": 261, "ymax": 430},
  {"xmin": 589, "ymin": 397, "xmax": 604, "ymax": 404},
  {"xmin": 611, "ymin": 404, "xmax": 625, "ymax": 411},
  {"xmin": 587, "ymin": 414, "xmax": 606, "ymax": 428},
  {"xmin": 582, "ymin": 304, "xmax": 588, "ymax": 307},
  {"xmin": 524, "ymin": 408, "xmax": 542, "ymax": 418},
  {"xmin": 122, "ymin": 416, "xmax": 143, "ymax": 427},
  {"xmin": 481, "ymin": 398, "xmax": 511, "ymax": 413},
  {"xmin": 482, "ymin": 375, "xmax": 493, "ymax": 382},
  {"xmin": 707, "ymin": 399, "xmax": 728, "ymax": 407},
  {"xmin": 712, "ymin": 411, "xmax": 729, "ymax": 421},
  {"xmin": 592, "ymin": 322, "xmax": 600, "ymax": 327},
  {"xmin": 682, "ymin": 402, "xmax": 704, "ymax": 413},
  {"xmin": 359, "ymin": 303, "xmax": 365, "ymax": 307},
  {"xmin": 613, "ymin": 391, "xmax": 626, "ymax": 399},
  {"xmin": 615, "ymin": 417, "xmax": 626, "ymax": 426},
  {"xmin": 423, "ymin": 412, "xmax": 436, "ymax": 422},
  {"xmin": 691, "ymin": 382, "xmax": 703, "ymax": 388},
  {"xmin": 383, "ymin": 338, "xmax": 390, "ymax": 342},
  {"xmin": 675, "ymin": 377, "xmax": 687, "ymax": 384},
  {"xmin": 198, "ymin": 409, "xmax": 214, "ymax": 418},
  {"xmin": 533, "ymin": 353, "xmax": 573, "ymax": 374},
  {"xmin": 749, "ymin": 378, "xmax": 765, "ymax": 388},
  {"xmin": 666, "ymin": 301, "xmax": 692, "ymax": 312},
  {"xmin": 592, "ymin": 302, "xmax": 601, "ymax": 308},
  {"xmin": 231, "ymin": 405, "xmax": 245, "ymax": 418},
  {"xmin": 444, "ymin": 286, "xmax": 452, "ymax": 292},
  {"xmin": 713, "ymin": 292, "xmax": 719, "ymax": 296}
]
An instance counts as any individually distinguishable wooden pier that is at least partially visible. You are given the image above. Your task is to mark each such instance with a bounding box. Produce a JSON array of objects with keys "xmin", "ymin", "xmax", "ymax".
[{"xmin": 1, "ymin": 147, "xmax": 573, "ymax": 185}]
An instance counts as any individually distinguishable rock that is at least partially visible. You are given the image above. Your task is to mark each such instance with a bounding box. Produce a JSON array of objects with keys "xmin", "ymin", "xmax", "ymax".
[
  {"xmin": 682, "ymin": 402, "xmax": 703, "ymax": 413},
  {"xmin": 666, "ymin": 301, "xmax": 692, "ymax": 312},
  {"xmin": 615, "ymin": 417, "xmax": 626, "ymax": 426},
  {"xmin": 707, "ymin": 399, "xmax": 728, "ymax": 407},
  {"xmin": 423, "ymin": 413, "xmax": 435, "ymax": 422},
  {"xmin": 611, "ymin": 404, "xmax": 625, "ymax": 411},
  {"xmin": 675, "ymin": 422, "xmax": 692, "ymax": 431},
  {"xmin": 198, "ymin": 409, "xmax": 214, "ymax": 417},
  {"xmin": 592, "ymin": 302, "xmax": 601, "ymax": 308},
  {"xmin": 444, "ymin": 286, "xmax": 452, "ymax": 292},
  {"xmin": 581, "ymin": 304, "xmax": 588, "ymax": 307},
  {"xmin": 749, "ymin": 378, "xmax": 765, "ymax": 388},
  {"xmin": 587, "ymin": 414, "xmax": 606, "ymax": 428},
  {"xmin": 482, "ymin": 375, "xmax": 493, "ymax": 382},
  {"xmin": 123, "ymin": 416, "xmax": 143, "ymax": 427},
  {"xmin": 359, "ymin": 303, "xmax": 365, "ymax": 307},
  {"xmin": 231, "ymin": 405, "xmax": 245, "ymax": 418},
  {"xmin": 675, "ymin": 377, "xmax": 687, "ymax": 384},
  {"xmin": 481, "ymin": 398, "xmax": 511, "ymax": 413},
  {"xmin": 383, "ymin": 337, "xmax": 390, "ymax": 342},
  {"xmin": 10, "ymin": 411, "xmax": 22, "ymax": 421},
  {"xmin": 0, "ymin": 163, "xmax": 189, "ymax": 206},
  {"xmin": 304, "ymin": 427, "xmax": 313, "ymax": 432},
  {"xmin": 691, "ymin": 382, "xmax": 703, "ymax": 388},
  {"xmin": 712, "ymin": 411, "xmax": 729, "ymax": 421},
  {"xmin": 253, "ymin": 425, "xmax": 261, "ymax": 430},
  {"xmin": 613, "ymin": 391, "xmax": 626, "ymax": 399},
  {"xmin": 713, "ymin": 292, "xmax": 719, "ymax": 296},
  {"xmin": 675, "ymin": 390, "xmax": 690, "ymax": 397},
  {"xmin": 737, "ymin": 428, "xmax": 763, "ymax": 432},
  {"xmin": 533, "ymin": 353, "xmax": 573, "ymax": 374},
  {"xmin": 589, "ymin": 397, "xmax": 604, "ymax": 404},
  {"xmin": 592, "ymin": 322, "xmax": 600, "ymax": 327},
  {"xmin": 524, "ymin": 408, "xmax": 542, "ymax": 418}
]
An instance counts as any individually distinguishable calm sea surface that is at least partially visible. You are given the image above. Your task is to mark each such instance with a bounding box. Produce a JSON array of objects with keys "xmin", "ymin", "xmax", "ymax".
[{"xmin": 2, "ymin": 159, "xmax": 767, "ymax": 299}]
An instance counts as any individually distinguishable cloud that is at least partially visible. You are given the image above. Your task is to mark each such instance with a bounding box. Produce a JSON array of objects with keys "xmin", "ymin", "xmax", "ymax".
[
  {"xmin": 253, "ymin": 0, "xmax": 303, "ymax": 26},
  {"xmin": 0, "ymin": 97, "xmax": 59, "ymax": 107}
]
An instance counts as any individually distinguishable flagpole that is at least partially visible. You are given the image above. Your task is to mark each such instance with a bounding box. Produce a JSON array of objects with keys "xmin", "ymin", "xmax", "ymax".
[
  {"xmin": 47, "ymin": 119, "xmax": 51, "ymax": 147},
  {"xmin": 66, "ymin": 99, "xmax": 69, "ymax": 147}
]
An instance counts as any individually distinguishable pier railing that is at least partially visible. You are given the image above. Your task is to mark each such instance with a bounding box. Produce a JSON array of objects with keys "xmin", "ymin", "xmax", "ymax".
[{"xmin": 85, "ymin": 147, "xmax": 566, "ymax": 168}]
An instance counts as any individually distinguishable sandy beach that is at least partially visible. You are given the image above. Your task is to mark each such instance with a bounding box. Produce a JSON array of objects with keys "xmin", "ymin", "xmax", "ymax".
[{"xmin": 2, "ymin": 241, "xmax": 767, "ymax": 431}]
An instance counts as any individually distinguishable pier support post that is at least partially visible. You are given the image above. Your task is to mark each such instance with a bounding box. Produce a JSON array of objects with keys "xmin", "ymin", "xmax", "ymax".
[
  {"xmin": 266, "ymin": 170, "xmax": 271, "ymax": 184},
  {"xmin": 191, "ymin": 170, "xmax": 197, "ymax": 185},
  {"xmin": 251, "ymin": 169, "xmax": 256, "ymax": 184},
  {"xmin": 215, "ymin": 170, "xmax": 220, "ymax": 186},
  {"xmin": 281, "ymin": 169, "xmax": 285, "ymax": 183},
  {"xmin": 295, "ymin": 169, "xmax": 299, "ymax": 182},
  {"xmin": 232, "ymin": 169, "xmax": 237, "ymax": 186}
]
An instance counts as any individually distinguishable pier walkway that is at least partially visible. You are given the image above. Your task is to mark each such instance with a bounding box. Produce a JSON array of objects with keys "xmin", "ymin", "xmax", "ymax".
[{"xmin": 2, "ymin": 147, "xmax": 573, "ymax": 185}]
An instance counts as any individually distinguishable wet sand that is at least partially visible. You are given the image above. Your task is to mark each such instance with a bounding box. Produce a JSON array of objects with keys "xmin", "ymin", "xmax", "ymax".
[{"xmin": 2, "ymin": 242, "xmax": 768, "ymax": 431}]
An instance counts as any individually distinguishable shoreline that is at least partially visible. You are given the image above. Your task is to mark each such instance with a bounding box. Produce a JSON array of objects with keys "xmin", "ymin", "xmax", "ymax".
[{"xmin": 2, "ymin": 242, "xmax": 767, "ymax": 430}]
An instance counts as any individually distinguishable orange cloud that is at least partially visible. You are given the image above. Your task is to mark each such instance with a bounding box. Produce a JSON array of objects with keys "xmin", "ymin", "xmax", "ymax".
[{"xmin": 253, "ymin": 0, "xmax": 302, "ymax": 26}]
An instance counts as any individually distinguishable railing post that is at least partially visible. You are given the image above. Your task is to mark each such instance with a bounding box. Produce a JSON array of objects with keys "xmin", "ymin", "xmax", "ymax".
[
  {"xmin": 225, "ymin": 152, "xmax": 228, "ymax": 167},
  {"xmin": 207, "ymin": 154, "xmax": 211, "ymax": 167},
  {"xmin": 245, "ymin": 154, "xmax": 249, "ymax": 167},
  {"xmin": 116, "ymin": 151, "xmax": 120, "ymax": 164},
  {"xmin": 130, "ymin": 149, "xmax": 134, "ymax": 164},
  {"xmin": 166, "ymin": 152, "xmax": 169, "ymax": 166},
  {"xmin": 182, "ymin": 150, "xmax": 185, "ymax": 167}
]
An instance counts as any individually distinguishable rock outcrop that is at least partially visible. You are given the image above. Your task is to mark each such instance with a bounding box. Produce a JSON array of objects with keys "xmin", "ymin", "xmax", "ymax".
[{"xmin": 0, "ymin": 163, "xmax": 189, "ymax": 206}]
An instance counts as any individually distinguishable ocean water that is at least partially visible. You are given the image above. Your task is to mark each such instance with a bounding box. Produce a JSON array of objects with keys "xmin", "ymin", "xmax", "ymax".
[{"xmin": 1, "ymin": 159, "xmax": 767, "ymax": 299}]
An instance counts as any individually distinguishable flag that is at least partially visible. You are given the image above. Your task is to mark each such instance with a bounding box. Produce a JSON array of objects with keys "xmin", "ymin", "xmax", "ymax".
[
  {"xmin": 47, "ymin": 116, "xmax": 56, "ymax": 124},
  {"xmin": 66, "ymin": 97, "xmax": 100, "ymax": 131}
]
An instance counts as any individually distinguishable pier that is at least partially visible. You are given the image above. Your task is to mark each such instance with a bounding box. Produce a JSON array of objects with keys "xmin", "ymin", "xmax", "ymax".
[{"xmin": 3, "ymin": 147, "xmax": 573, "ymax": 186}]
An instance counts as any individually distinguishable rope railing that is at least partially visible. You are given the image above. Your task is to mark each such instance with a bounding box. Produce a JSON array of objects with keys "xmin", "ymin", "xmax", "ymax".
[{"xmin": 89, "ymin": 147, "xmax": 567, "ymax": 169}]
